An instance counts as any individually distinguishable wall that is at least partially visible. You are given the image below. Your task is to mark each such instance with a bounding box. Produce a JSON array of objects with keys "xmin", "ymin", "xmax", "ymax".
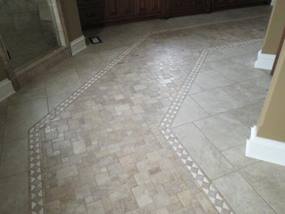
[
  {"xmin": 262, "ymin": 0, "xmax": 285, "ymax": 54},
  {"xmin": 60, "ymin": 0, "xmax": 83, "ymax": 41},
  {"xmin": 258, "ymin": 40, "xmax": 285, "ymax": 142}
]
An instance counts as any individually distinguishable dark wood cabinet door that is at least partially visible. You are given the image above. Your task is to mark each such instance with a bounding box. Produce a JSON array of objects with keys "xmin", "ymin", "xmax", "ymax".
[
  {"xmin": 105, "ymin": 0, "xmax": 119, "ymax": 18},
  {"xmin": 119, "ymin": 0, "xmax": 136, "ymax": 17},
  {"xmin": 237, "ymin": 0, "xmax": 269, "ymax": 7},
  {"xmin": 213, "ymin": 0, "xmax": 268, "ymax": 10},
  {"xmin": 105, "ymin": 0, "xmax": 135, "ymax": 20},
  {"xmin": 136, "ymin": 0, "xmax": 163, "ymax": 17},
  {"xmin": 169, "ymin": 0, "xmax": 211, "ymax": 17},
  {"xmin": 77, "ymin": 0, "xmax": 270, "ymax": 29},
  {"xmin": 77, "ymin": 0, "xmax": 106, "ymax": 29},
  {"xmin": 212, "ymin": 0, "xmax": 238, "ymax": 10}
]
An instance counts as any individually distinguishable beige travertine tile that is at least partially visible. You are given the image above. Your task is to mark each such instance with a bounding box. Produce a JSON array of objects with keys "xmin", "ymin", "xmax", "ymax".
[
  {"xmin": 0, "ymin": 6, "xmax": 278, "ymax": 214},
  {"xmin": 195, "ymin": 192, "xmax": 218, "ymax": 214}
]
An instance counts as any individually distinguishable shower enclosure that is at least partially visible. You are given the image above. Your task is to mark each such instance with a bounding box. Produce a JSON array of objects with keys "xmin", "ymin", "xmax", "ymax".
[{"xmin": 0, "ymin": 0, "xmax": 67, "ymax": 85}]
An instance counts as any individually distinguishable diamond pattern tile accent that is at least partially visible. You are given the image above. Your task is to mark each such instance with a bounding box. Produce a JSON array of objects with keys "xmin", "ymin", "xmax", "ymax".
[{"xmin": 27, "ymin": 18, "xmax": 263, "ymax": 214}]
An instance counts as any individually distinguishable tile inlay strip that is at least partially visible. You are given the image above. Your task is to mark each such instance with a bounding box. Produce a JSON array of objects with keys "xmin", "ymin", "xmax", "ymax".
[
  {"xmin": 27, "ymin": 17, "xmax": 264, "ymax": 214},
  {"xmin": 160, "ymin": 39, "xmax": 261, "ymax": 214}
]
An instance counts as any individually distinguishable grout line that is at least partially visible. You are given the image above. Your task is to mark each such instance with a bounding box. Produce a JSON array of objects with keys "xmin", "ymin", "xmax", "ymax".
[
  {"xmin": 239, "ymin": 172, "xmax": 278, "ymax": 214},
  {"xmin": 27, "ymin": 16, "xmax": 268, "ymax": 214},
  {"xmin": 192, "ymin": 122, "xmax": 236, "ymax": 170}
]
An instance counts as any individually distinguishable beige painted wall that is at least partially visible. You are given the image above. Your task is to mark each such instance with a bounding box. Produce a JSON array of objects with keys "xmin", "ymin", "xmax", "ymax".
[
  {"xmin": 262, "ymin": 0, "xmax": 285, "ymax": 54},
  {"xmin": 60, "ymin": 0, "xmax": 83, "ymax": 42},
  {"xmin": 258, "ymin": 39, "xmax": 285, "ymax": 142}
]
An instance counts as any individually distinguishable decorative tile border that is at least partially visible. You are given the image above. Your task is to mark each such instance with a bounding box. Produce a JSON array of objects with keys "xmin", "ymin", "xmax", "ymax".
[
  {"xmin": 160, "ymin": 39, "xmax": 261, "ymax": 214},
  {"xmin": 160, "ymin": 39, "xmax": 262, "ymax": 214},
  {"xmin": 28, "ymin": 33, "xmax": 150, "ymax": 214},
  {"xmin": 27, "ymin": 18, "xmax": 263, "ymax": 214}
]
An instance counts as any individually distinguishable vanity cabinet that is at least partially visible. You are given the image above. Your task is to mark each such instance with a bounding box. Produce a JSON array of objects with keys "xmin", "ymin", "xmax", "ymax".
[
  {"xmin": 136, "ymin": 0, "xmax": 163, "ymax": 17},
  {"xmin": 78, "ymin": 0, "xmax": 164, "ymax": 28},
  {"xmin": 169, "ymin": 0, "xmax": 211, "ymax": 17},
  {"xmin": 104, "ymin": 0, "xmax": 135, "ymax": 20},
  {"xmin": 77, "ymin": 0, "xmax": 270, "ymax": 29},
  {"xmin": 212, "ymin": 0, "xmax": 269, "ymax": 10}
]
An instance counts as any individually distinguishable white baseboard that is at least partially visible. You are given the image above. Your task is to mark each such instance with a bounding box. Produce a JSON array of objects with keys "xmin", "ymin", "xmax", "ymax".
[
  {"xmin": 254, "ymin": 50, "xmax": 276, "ymax": 70},
  {"xmin": 70, "ymin": 36, "xmax": 87, "ymax": 56},
  {"xmin": 246, "ymin": 126, "xmax": 285, "ymax": 166},
  {"xmin": 0, "ymin": 79, "xmax": 15, "ymax": 102}
]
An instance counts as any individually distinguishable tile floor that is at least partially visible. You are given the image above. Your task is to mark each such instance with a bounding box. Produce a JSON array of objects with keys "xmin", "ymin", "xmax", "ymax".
[{"xmin": 1, "ymin": 5, "xmax": 285, "ymax": 214}]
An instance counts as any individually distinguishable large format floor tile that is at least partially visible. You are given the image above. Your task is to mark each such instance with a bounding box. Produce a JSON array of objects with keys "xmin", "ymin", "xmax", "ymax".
[
  {"xmin": 0, "ymin": 172, "xmax": 29, "ymax": 214},
  {"xmin": 173, "ymin": 123, "xmax": 234, "ymax": 179},
  {"xmin": 172, "ymin": 29, "xmax": 285, "ymax": 213},
  {"xmin": 194, "ymin": 114, "xmax": 249, "ymax": 151},
  {"xmin": 241, "ymin": 162, "xmax": 285, "ymax": 213},
  {"xmin": 1, "ymin": 5, "xmax": 284, "ymax": 214},
  {"xmin": 172, "ymin": 97, "xmax": 209, "ymax": 128},
  {"xmin": 213, "ymin": 172, "xmax": 275, "ymax": 214}
]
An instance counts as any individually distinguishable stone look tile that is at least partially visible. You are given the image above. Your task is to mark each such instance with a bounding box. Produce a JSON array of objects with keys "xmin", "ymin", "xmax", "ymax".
[
  {"xmin": 194, "ymin": 113, "xmax": 249, "ymax": 151},
  {"xmin": 191, "ymin": 86, "xmax": 244, "ymax": 115},
  {"xmin": 132, "ymin": 185, "xmax": 153, "ymax": 207},
  {"xmin": 222, "ymin": 144, "xmax": 257, "ymax": 169},
  {"xmin": 177, "ymin": 190, "xmax": 195, "ymax": 207},
  {"xmin": 195, "ymin": 192, "xmax": 218, "ymax": 214},
  {"xmin": 0, "ymin": 6, "xmax": 278, "ymax": 214},
  {"xmin": 0, "ymin": 138, "xmax": 28, "ymax": 177},
  {"xmin": 241, "ymin": 162, "xmax": 285, "ymax": 214},
  {"xmin": 6, "ymin": 98, "xmax": 48, "ymax": 126},
  {"xmin": 194, "ymin": 70, "xmax": 235, "ymax": 90},
  {"xmin": 213, "ymin": 172, "xmax": 275, "ymax": 214},
  {"xmin": 173, "ymin": 123, "xmax": 233, "ymax": 179},
  {"xmin": 173, "ymin": 96, "xmax": 209, "ymax": 127},
  {"xmin": 87, "ymin": 200, "xmax": 105, "ymax": 214},
  {"xmin": 223, "ymin": 100, "xmax": 265, "ymax": 128},
  {"xmin": 0, "ymin": 172, "xmax": 29, "ymax": 214},
  {"xmin": 191, "ymin": 81, "xmax": 264, "ymax": 115}
]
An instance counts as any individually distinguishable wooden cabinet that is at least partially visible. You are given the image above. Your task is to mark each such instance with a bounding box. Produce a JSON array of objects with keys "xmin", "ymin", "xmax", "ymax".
[
  {"xmin": 169, "ymin": 0, "xmax": 211, "ymax": 17},
  {"xmin": 104, "ymin": 0, "xmax": 135, "ymax": 20},
  {"xmin": 237, "ymin": 0, "xmax": 270, "ymax": 7},
  {"xmin": 77, "ymin": 0, "xmax": 270, "ymax": 29},
  {"xmin": 212, "ymin": 0, "xmax": 237, "ymax": 10},
  {"xmin": 77, "ymin": 0, "xmax": 105, "ymax": 28},
  {"xmin": 212, "ymin": 0, "xmax": 269, "ymax": 10},
  {"xmin": 78, "ymin": 0, "xmax": 164, "ymax": 28},
  {"xmin": 136, "ymin": 0, "xmax": 162, "ymax": 17}
]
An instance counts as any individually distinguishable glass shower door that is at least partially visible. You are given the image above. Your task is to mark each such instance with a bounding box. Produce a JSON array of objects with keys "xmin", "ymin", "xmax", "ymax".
[
  {"xmin": 0, "ymin": 34, "xmax": 10, "ymax": 80},
  {"xmin": 0, "ymin": 0, "xmax": 60, "ymax": 70}
]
